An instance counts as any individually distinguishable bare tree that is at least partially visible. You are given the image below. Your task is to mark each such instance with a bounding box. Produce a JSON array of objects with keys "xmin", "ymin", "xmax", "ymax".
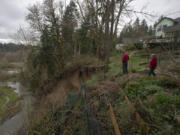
[
  {"xmin": 26, "ymin": 3, "xmax": 44, "ymax": 32},
  {"xmin": 26, "ymin": 0, "xmax": 65, "ymax": 70},
  {"xmin": 13, "ymin": 26, "xmax": 39, "ymax": 46},
  {"xmin": 76, "ymin": 0, "xmax": 135, "ymax": 63}
]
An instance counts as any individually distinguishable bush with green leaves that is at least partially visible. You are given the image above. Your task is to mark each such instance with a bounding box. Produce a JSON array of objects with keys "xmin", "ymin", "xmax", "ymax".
[
  {"xmin": 124, "ymin": 78, "xmax": 163, "ymax": 100},
  {"xmin": 159, "ymin": 75, "xmax": 179, "ymax": 88},
  {"xmin": 131, "ymin": 68, "xmax": 137, "ymax": 73}
]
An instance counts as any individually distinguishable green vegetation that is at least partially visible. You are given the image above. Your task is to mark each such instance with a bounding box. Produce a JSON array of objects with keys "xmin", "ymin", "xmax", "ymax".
[
  {"xmin": 124, "ymin": 77, "xmax": 161, "ymax": 100},
  {"xmin": 0, "ymin": 86, "xmax": 21, "ymax": 123},
  {"xmin": 118, "ymin": 17, "xmax": 154, "ymax": 43},
  {"xmin": 109, "ymin": 54, "xmax": 148, "ymax": 76},
  {"xmin": 119, "ymin": 77, "xmax": 180, "ymax": 135},
  {"xmin": 87, "ymin": 54, "xmax": 148, "ymax": 86},
  {"xmin": 21, "ymin": 0, "xmax": 180, "ymax": 134},
  {"xmin": 84, "ymin": 47, "xmax": 180, "ymax": 135},
  {"xmin": 28, "ymin": 93, "xmax": 87, "ymax": 135}
]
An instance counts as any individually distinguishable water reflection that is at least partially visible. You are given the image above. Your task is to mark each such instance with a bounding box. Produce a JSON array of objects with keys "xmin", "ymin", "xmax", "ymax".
[
  {"xmin": 0, "ymin": 78, "xmax": 33, "ymax": 135},
  {"xmin": 7, "ymin": 70, "xmax": 19, "ymax": 74},
  {"xmin": 0, "ymin": 82, "xmax": 21, "ymax": 96}
]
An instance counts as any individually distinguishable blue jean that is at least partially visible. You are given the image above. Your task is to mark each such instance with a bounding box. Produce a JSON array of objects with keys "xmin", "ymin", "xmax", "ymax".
[
  {"xmin": 123, "ymin": 62, "xmax": 128, "ymax": 74},
  {"xmin": 149, "ymin": 68, "xmax": 156, "ymax": 76}
]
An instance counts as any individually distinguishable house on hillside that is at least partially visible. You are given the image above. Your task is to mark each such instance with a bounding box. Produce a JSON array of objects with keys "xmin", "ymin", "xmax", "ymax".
[
  {"xmin": 155, "ymin": 17, "xmax": 180, "ymax": 41},
  {"xmin": 164, "ymin": 18, "xmax": 180, "ymax": 42},
  {"xmin": 120, "ymin": 17, "xmax": 180, "ymax": 48}
]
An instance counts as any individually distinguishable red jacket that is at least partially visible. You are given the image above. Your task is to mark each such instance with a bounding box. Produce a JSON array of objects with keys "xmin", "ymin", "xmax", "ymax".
[
  {"xmin": 122, "ymin": 53, "xmax": 129, "ymax": 62},
  {"xmin": 149, "ymin": 57, "xmax": 158, "ymax": 69}
]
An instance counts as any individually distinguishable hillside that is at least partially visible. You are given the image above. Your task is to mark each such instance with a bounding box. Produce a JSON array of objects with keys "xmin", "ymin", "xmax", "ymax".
[{"xmin": 25, "ymin": 47, "xmax": 180, "ymax": 135}]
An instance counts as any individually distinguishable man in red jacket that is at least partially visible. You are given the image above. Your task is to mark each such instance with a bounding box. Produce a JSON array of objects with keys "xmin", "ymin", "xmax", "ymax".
[
  {"xmin": 122, "ymin": 51, "xmax": 129, "ymax": 74},
  {"xmin": 149, "ymin": 54, "xmax": 158, "ymax": 76}
]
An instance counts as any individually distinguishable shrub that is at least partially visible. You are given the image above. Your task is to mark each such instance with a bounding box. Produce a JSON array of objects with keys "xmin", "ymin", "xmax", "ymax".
[
  {"xmin": 125, "ymin": 78, "xmax": 163, "ymax": 100},
  {"xmin": 153, "ymin": 92, "xmax": 171, "ymax": 105},
  {"xmin": 172, "ymin": 89, "xmax": 180, "ymax": 95},
  {"xmin": 123, "ymin": 43, "xmax": 136, "ymax": 51},
  {"xmin": 125, "ymin": 81, "xmax": 142, "ymax": 99},
  {"xmin": 131, "ymin": 68, "xmax": 137, "ymax": 73},
  {"xmin": 142, "ymin": 85, "xmax": 163, "ymax": 98},
  {"xmin": 159, "ymin": 75, "xmax": 179, "ymax": 88}
]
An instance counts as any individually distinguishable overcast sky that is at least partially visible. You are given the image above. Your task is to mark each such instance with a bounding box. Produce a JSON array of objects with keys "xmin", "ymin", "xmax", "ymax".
[{"xmin": 0, "ymin": 0, "xmax": 180, "ymax": 43}]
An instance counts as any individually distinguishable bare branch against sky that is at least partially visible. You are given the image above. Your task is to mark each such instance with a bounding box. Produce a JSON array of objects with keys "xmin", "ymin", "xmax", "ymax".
[{"xmin": 0, "ymin": 0, "xmax": 180, "ymax": 42}]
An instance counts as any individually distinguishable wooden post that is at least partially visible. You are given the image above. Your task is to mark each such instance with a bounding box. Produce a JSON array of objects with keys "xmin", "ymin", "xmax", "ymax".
[
  {"xmin": 119, "ymin": 88, "xmax": 150, "ymax": 135},
  {"xmin": 109, "ymin": 104, "xmax": 122, "ymax": 135}
]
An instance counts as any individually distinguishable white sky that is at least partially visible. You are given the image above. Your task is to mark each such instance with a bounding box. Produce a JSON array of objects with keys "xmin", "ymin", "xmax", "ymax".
[{"xmin": 0, "ymin": 0, "xmax": 180, "ymax": 42}]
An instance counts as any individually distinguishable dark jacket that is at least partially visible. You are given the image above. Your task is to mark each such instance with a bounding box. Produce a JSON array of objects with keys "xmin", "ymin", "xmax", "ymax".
[
  {"xmin": 122, "ymin": 53, "xmax": 129, "ymax": 63},
  {"xmin": 149, "ymin": 57, "xmax": 158, "ymax": 69}
]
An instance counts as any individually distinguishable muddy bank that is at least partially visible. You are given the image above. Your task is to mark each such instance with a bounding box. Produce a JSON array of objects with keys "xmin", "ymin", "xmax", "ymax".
[{"xmin": 32, "ymin": 65, "xmax": 105, "ymax": 122}]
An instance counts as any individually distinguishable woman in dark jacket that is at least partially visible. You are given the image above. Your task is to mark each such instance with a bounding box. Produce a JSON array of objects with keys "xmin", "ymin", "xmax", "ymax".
[
  {"xmin": 122, "ymin": 52, "xmax": 129, "ymax": 74},
  {"xmin": 149, "ymin": 54, "xmax": 158, "ymax": 76}
]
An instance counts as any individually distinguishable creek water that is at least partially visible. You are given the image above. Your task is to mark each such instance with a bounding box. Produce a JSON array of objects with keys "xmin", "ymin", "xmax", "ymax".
[
  {"xmin": 0, "ymin": 70, "xmax": 33, "ymax": 135},
  {"xmin": 7, "ymin": 70, "xmax": 20, "ymax": 74}
]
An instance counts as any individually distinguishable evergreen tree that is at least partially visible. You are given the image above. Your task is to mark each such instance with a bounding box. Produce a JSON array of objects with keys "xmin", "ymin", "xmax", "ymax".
[
  {"xmin": 133, "ymin": 18, "xmax": 140, "ymax": 36},
  {"xmin": 118, "ymin": 18, "xmax": 155, "ymax": 42},
  {"xmin": 140, "ymin": 19, "xmax": 148, "ymax": 36},
  {"xmin": 61, "ymin": 0, "xmax": 79, "ymax": 57}
]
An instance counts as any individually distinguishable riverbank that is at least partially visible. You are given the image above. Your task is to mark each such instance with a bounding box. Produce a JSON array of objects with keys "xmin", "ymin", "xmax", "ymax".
[
  {"xmin": 0, "ymin": 86, "xmax": 21, "ymax": 124},
  {"xmin": 0, "ymin": 62, "xmax": 34, "ymax": 135}
]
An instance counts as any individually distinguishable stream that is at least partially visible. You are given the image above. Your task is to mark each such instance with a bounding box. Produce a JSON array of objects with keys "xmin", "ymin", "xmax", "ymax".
[{"xmin": 0, "ymin": 70, "xmax": 34, "ymax": 135}]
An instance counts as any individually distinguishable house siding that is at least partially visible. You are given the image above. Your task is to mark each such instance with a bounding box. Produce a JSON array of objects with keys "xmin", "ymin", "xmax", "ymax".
[{"xmin": 155, "ymin": 19, "xmax": 174, "ymax": 38}]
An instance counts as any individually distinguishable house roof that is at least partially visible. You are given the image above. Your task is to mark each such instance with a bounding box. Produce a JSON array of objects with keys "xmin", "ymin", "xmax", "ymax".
[
  {"xmin": 174, "ymin": 17, "xmax": 180, "ymax": 23},
  {"xmin": 154, "ymin": 17, "xmax": 175, "ymax": 27},
  {"xmin": 154, "ymin": 17, "xmax": 180, "ymax": 32},
  {"xmin": 164, "ymin": 17, "xmax": 180, "ymax": 32}
]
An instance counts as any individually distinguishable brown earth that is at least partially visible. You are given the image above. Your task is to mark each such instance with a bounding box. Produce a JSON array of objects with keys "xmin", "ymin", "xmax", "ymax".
[{"xmin": 32, "ymin": 65, "xmax": 105, "ymax": 122}]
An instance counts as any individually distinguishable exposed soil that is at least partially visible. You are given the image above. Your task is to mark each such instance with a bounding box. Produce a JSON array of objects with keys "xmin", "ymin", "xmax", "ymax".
[{"xmin": 33, "ymin": 65, "xmax": 105, "ymax": 122}]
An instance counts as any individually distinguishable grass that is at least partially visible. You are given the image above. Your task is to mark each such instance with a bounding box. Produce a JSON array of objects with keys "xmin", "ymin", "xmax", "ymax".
[
  {"xmin": 110, "ymin": 76, "xmax": 180, "ymax": 135},
  {"xmin": 26, "ymin": 48, "xmax": 180, "ymax": 135},
  {"xmin": 107, "ymin": 54, "xmax": 148, "ymax": 77},
  {"xmin": 86, "ymin": 50, "xmax": 180, "ymax": 134},
  {"xmin": 86, "ymin": 53, "xmax": 148, "ymax": 86},
  {"xmin": 0, "ymin": 86, "xmax": 21, "ymax": 123},
  {"xmin": 0, "ymin": 61, "xmax": 21, "ymax": 82},
  {"xmin": 0, "ymin": 62, "xmax": 22, "ymax": 70}
]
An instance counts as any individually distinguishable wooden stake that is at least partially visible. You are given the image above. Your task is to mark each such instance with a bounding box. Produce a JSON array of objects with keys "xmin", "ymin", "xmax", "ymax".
[
  {"xmin": 109, "ymin": 104, "xmax": 122, "ymax": 135},
  {"xmin": 119, "ymin": 88, "xmax": 150, "ymax": 135}
]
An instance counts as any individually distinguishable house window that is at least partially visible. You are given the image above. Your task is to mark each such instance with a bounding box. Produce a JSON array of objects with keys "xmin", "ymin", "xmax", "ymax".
[
  {"xmin": 157, "ymin": 27, "xmax": 161, "ymax": 32},
  {"xmin": 163, "ymin": 25, "xmax": 167, "ymax": 29}
]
